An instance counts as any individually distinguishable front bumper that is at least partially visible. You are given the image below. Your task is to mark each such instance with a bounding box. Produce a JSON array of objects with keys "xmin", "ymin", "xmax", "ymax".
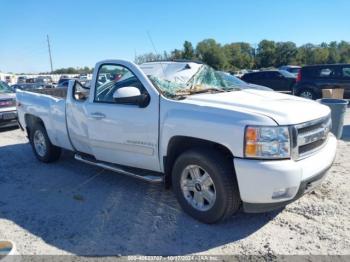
[
  {"xmin": 234, "ymin": 134, "xmax": 337, "ymax": 213},
  {"xmin": 0, "ymin": 110, "xmax": 18, "ymax": 128}
]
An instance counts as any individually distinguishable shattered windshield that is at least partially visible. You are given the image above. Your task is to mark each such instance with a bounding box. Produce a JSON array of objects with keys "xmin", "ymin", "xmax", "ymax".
[{"xmin": 148, "ymin": 65, "xmax": 241, "ymax": 99}]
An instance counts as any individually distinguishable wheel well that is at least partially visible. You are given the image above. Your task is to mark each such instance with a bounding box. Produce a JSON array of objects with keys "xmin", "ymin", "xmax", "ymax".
[
  {"xmin": 297, "ymin": 85, "xmax": 321, "ymax": 99},
  {"xmin": 163, "ymin": 136, "xmax": 234, "ymax": 188},
  {"xmin": 24, "ymin": 114, "xmax": 45, "ymax": 138}
]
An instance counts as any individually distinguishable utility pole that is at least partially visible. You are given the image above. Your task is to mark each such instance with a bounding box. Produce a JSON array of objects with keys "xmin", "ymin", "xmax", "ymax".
[
  {"xmin": 47, "ymin": 35, "xmax": 53, "ymax": 73},
  {"xmin": 252, "ymin": 43, "xmax": 258, "ymax": 69}
]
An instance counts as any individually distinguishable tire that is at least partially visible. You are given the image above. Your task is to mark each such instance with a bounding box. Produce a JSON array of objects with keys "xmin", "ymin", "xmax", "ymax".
[
  {"xmin": 30, "ymin": 123, "xmax": 61, "ymax": 163},
  {"xmin": 297, "ymin": 88, "xmax": 317, "ymax": 100},
  {"xmin": 172, "ymin": 149, "xmax": 241, "ymax": 224}
]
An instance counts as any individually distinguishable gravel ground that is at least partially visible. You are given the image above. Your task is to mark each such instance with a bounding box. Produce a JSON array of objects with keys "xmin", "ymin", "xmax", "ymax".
[{"xmin": 0, "ymin": 110, "xmax": 349, "ymax": 257}]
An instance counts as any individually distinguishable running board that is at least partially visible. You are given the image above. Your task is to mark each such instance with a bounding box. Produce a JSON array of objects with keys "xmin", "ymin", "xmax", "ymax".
[{"xmin": 74, "ymin": 154, "xmax": 163, "ymax": 183}]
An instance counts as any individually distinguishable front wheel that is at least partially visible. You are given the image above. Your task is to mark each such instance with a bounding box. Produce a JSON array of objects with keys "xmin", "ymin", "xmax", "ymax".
[
  {"xmin": 172, "ymin": 149, "xmax": 241, "ymax": 224},
  {"xmin": 30, "ymin": 123, "xmax": 61, "ymax": 163}
]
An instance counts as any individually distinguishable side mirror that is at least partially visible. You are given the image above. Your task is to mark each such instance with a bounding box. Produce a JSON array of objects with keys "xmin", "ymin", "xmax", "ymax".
[{"xmin": 113, "ymin": 86, "xmax": 150, "ymax": 108}]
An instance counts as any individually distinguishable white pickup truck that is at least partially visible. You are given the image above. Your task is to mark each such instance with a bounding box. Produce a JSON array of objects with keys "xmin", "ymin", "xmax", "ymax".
[{"xmin": 16, "ymin": 60, "xmax": 337, "ymax": 223}]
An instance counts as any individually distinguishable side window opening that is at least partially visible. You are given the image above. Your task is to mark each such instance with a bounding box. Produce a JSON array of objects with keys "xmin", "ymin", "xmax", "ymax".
[
  {"xmin": 318, "ymin": 67, "xmax": 340, "ymax": 78},
  {"xmin": 94, "ymin": 64, "xmax": 146, "ymax": 103},
  {"xmin": 73, "ymin": 81, "xmax": 89, "ymax": 101},
  {"xmin": 342, "ymin": 67, "xmax": 350, "ymax": 78}
]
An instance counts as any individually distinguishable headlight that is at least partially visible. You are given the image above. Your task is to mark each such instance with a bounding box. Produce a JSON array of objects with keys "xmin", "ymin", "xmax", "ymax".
[{"xmin": 244, "ymin": 126, "xmax": 290, "ymax": 159}]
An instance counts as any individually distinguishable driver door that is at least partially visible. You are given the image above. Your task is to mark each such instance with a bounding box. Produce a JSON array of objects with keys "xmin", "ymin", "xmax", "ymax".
[{"xmin": 85, "ymin": 63, "xmax": 160, "ymax": 172}]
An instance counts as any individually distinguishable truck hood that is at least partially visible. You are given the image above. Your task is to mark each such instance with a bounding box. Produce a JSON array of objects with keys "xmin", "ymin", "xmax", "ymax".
[{"xmin": 184, "ymin": 90, "xmax": 330, "ymax": 125}]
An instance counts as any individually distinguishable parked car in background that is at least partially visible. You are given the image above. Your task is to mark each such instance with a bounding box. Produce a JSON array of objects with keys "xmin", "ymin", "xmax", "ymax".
[
  {"xmin": 217, "ymin": 71, "xmax": 273, "ymax": 91},
  {"xmin": 12, "ymin": 82, "xmax": 47, "ymax": 91},
  {"xmin": 57, "ymin": 78, "xmax": 74, "ymax": 88},
  {"xmin": 56, "ymin": 80, "xmax": 69, "ymax": 88},
  {"xmin": 36, "ymin": 76, "xmax": 53, "ymax": 84},
  {"xmin": 60, "ymin": 75, "xmax": 70, "ymax": 80},
  {"xmin": 293, "ymin": 64, "xmax": 350, "ymax": 99},
  {"xmin": 5, "ymin": 76, "xmax": 14, "ymax": 84},
  {"xmin": 17, "ymin": 76, "xmax": 27, "ymax": 84},
  {"xmin": 11, "ymin": 84, "xmax": 28, "ymax": 90},
  {"xmin": 57, "ymin": 78, "xmax": 90, "ymax": 89},
  {"xmin": 35, "ymin": 77, "xmax": 54, "ymax": 88},
  {"xmin": 26, "ymin": 78, "xmax": 36, "ymax": 83},
  {"xmin": 17, "ymin": 59, "xmax": 336, "ymax": 223},
  {"xmin": 279, "ymin": 65, "xmax": 301, "ymax": 76},
  {"xmin": 0, "ymin": 81, "xmax": 17, "ymax": 128},
  {"xmin": 233, "ymin": 69, "xmax": 250, "ymax": 78},
  {"xmin": 79, "ymin": 73, "xmax": 88, "ymax": 80},
  {"xmin": 241, "ymin": 70, "xmax": 296, "ymax": 92}
]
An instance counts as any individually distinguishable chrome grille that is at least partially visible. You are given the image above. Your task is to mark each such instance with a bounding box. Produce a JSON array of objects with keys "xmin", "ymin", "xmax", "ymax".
[{"xmin": 292, "ymin": 115, "xmax": 331, "ymax": 160}]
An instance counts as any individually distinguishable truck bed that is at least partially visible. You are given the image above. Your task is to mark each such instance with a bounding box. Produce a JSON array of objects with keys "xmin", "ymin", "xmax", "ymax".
[
  {"xmin": 27, "ymin": 88, "xmax": 67, "ymax": 99},
  {"xmin": 16, "ymin": 88, "xmax": 73, "ymax": 151}
]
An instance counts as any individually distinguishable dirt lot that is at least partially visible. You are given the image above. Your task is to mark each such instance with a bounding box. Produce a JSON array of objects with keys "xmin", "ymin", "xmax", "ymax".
[{"xmin": 0, "ymin": 110, "xmax": 349, "ymax": 256}]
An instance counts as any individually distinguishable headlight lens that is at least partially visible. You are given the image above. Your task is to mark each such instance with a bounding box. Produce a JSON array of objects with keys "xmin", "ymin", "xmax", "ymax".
[{"xmin": 245, "ymin": 126, "xmax": 290, "ymax": 159}]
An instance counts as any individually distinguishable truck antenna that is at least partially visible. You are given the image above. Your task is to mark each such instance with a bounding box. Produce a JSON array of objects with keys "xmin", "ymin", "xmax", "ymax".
[{"xmin": 146, "ymin": 31, "xmax": 166, "ymax": 77}]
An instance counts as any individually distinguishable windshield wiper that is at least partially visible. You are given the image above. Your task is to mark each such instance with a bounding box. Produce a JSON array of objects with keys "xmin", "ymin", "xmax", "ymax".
[
  {"xmin": 189, "ymin": 88, "xmax": 226, "ymax": 94},
  {"xmin": 174, "ymin": 87, "xmax": 240, "ymax": 97},
  {"xmin": 189, "ymin": 87, "xmax": 241, "ymax": 94}
]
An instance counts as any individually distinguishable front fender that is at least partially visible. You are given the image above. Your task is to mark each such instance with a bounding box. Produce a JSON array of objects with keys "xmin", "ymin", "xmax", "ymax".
[{"xmin": 159, "ymin": 98, "xmax": 277, "ymax": 170}]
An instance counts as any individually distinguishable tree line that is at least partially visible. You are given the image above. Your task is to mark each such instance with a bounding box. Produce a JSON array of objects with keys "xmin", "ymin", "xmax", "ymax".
[
  {"xmin": 135, "ymin": 39, "xmax": 350, "ymax": 72},
  {"xmin": 40, "ymin": 66, "xmax": 94, "ymax": 75}
]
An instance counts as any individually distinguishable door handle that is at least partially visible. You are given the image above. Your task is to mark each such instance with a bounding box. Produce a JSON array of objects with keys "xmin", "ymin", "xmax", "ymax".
[{"xmin": 90, "ymin": 112, "xmax": 106, "ymax": 119}]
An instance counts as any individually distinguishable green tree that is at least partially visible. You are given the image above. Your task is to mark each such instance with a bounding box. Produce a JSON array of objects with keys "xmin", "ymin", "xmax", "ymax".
[
  {"xmin": 134, "ymin": 39, "xmax": 350, "ymax": 70},
  {"xmin": 256, "ymin": 40, "xmax": 276, "ymax": 68},
  {"xmin": 81, "ymin": 66, "xmax": 93, "ymax": 74},
  {"xmin": 196, "ymin": 39, "xmax": 226, "ymax": 70},
  {"xmin": 327, "ymin": 41, "xmax": 340, "ymax": 63},
  {"xmin": 296, "ymin": 43, "xmax": 315, "ymax": 65},
  {"xmin": 224, "ymin": 42, "xmax": 254, "ymax": 70},
  {"xmin": 274, "ymin": 42, "xmax": 298, "ymax": 66},
  {"xmin": 163, "ymin": 51, "xmax": 170, "ymax": 60},
  {"xmin": 338, "ymin": 41, "xmax": 350, "ymax": 63},
  {"xmin": 313, "ymin": 47, "xmax": 329, "ymax": 64},
  {"xmin": 171, "ymin": 49, "xmax": 183, "ymax": 59},
  {"xmin": 134, "ymin": 52, "xmax": 164, "ymax": 64},
  {"xmin": 183, "ymin": 41, "xmax": 195, "ymax": 60}
]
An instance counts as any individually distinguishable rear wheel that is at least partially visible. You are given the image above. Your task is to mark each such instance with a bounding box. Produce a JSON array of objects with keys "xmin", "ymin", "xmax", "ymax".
[
  {"xmin": 30, "ymin": 123, "xmax": 61, "ymax": 163},
  {"xmin": 172, "ymin": 149, "xmax": 241, "ymax": 224},
  {"xmin": 298, "ymin": 88, "xmax": 316, "ymax": 100}
]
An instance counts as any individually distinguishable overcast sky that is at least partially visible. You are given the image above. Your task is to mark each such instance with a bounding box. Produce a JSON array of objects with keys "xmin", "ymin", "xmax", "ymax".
[{"xmin": 1, "ymin": 0, "xmax": 349, "ymax": 73}]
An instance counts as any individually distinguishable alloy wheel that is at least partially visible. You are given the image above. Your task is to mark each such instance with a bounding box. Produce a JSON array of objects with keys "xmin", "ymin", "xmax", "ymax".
[
  {"xmin": 180, "ymin": 165, "xmax": 216, "ymax": 212},
  {"xmin": 33, "ymin": 130, "xmax": 47, "ymax": 157},
  {"xmin": 300, "ymin": 90, "xmax": 314, "ymax": 99}
]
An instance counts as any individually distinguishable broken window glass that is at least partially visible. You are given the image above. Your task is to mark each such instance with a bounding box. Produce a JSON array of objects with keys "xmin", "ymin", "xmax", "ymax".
[{"xmin": 148, "ymin": 65, "xmax": 241, "ymax": 99}]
